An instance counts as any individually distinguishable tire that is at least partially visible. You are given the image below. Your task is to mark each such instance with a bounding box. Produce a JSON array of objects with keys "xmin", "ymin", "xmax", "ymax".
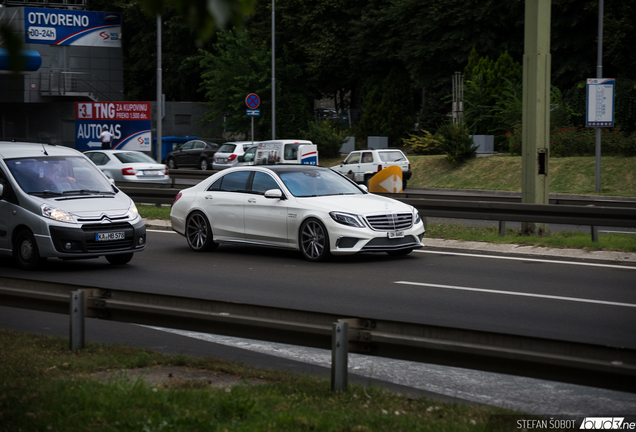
[
  {"xmin": 199, "ymin": 158, "xmax": 209, "ymax": 170},
  {"xmin": 299, "ymin": 218, "xmax": 330, "ymax": 262},
  {"xmin": 167, "ymin": 157, "xmax": 177, "ymax": 170},
  {"xmin": 186, "ymin": 211, "xmax": 218, "ymax": 252},
  {"xmin": 14, "ymin": 229, "xmax": 46, "ymax": 270},
  {"xmin": 106, "ymin": 253, "xmax": 134, "ymax": 265},
  {"xmin": 386, "ymin": 248, "xmax": 414, "ymax": 257},
  {"xmin": 402, "ymin": 178, "xmax": 407, "ymax": 191}
]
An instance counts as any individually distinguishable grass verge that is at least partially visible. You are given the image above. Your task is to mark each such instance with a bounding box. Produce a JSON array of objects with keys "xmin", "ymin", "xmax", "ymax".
[{"xmin": 0, "ymin": 329, "xmax": 513, "ymax": 431}]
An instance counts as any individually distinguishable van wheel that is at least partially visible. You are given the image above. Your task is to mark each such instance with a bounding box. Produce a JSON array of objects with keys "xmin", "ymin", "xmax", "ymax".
[
  {"xmin": 402, "ymin": 178, "xmax": 408, "ymax": 191},
  {"xmin": 14, "ymin": 229, "xmax": 46, "ymax": 270},
  {"xmin": 186, "ymin": 211, "xmax": 218, "ymax": 252},
  {"xmin": 167, "ymin": 157, "xmax": 177, "ymax": 169},
  {"xmin": 106, "ymin": 253, "xmax": 134, "ymax": 265},
  {"xmin": 364, "ymin": 174, "xmax": 373, "ymax": 188},
  {"xmin": 199, "ymin": 158, "xmax": 209, "ymax": 170}
]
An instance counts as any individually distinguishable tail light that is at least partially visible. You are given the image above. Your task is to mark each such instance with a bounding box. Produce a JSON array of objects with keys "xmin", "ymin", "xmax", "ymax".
[
  {"xmin": 173, "ymin": 192, "xmax": 182, "ymax": 205},
  {"xmin": 228, "ymin": 154, "xmax": 237, "ymax": 162},
  {"xmin": 377, "ymin": 164, "xmax": 382, "ymax": 172},
  {"xmin": 164, "ymin": 167, "xmax": 169, "ymax": 175},
  {"xmin": 122, "ymin": 167, "xmax": 135, "ymax": 176},
  {"xmin": 408, "ymin": 163, "xmax": 411, "ymax": 170}
]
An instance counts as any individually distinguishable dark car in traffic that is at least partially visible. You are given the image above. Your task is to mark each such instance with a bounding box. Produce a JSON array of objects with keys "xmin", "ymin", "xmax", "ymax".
[{"xmin": 165, "ymin": 139, "xmax": 220, "ymax": 170}]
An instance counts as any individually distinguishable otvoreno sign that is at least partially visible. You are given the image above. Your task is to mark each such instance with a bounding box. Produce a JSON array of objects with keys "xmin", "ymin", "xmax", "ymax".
[
  {"xmin": 75, "ymin": 102, "xmax": 151, "ymax": 151},
  {"xmin": 24, "ymin": 7, "xmax": 121, "ymax": 47}
]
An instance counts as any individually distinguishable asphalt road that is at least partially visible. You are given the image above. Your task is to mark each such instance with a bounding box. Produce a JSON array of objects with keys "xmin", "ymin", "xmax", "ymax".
[{"xmin": 2, "ymin": 229, "xmax": 636, "ymax": 414}]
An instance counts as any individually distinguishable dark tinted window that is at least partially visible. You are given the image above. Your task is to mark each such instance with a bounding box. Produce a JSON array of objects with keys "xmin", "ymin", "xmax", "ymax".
[
  {"xmin": 218, "ymin": 171, "xmax": 250, "ymax": 192},
  {"xmin": 86, "ymin": 152, "xmax": 109, "ymax": 165},
  {"xmin": 180, "ymin": 141, "xmax": 194, "ymax": 150},
  {"xmin": 218, "ymin": 143, "xmax": 237, "ymax": 153},
  {"xmin": 114, "ymin": 152, "xmax": 157, "ymax": 164},
  {"xmin": 251, "ymin": 172, "xmax": 280, "ymax": 195}
]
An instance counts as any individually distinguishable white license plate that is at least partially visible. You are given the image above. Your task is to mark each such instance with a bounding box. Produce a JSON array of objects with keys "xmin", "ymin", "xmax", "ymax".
[
  {"xmin": 96, "ymin": 232, "xmax": 125, "ymax": 241},
  {"xmin": 388, "ymin": 231, "xmax": 404, "ymax": 239},
  {"xmin": 141, "ymin": 170, "xmax": 160, "ymax": 176},
  {"xmin": 217, "ymin": 158, "xmax": 227, "ymax": 163}
]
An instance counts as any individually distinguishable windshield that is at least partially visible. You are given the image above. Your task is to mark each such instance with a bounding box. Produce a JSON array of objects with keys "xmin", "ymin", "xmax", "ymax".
[
  {"xmin": 6, "ymin": 156, "xmax": 115, "ymax": 196},
  {"xmin": 278, "ymin": 168, "xmax": 363, "ymax": 197},
  {"xmin": 115, "ymin": 152, "xmax": 158, "ymax": 164}
]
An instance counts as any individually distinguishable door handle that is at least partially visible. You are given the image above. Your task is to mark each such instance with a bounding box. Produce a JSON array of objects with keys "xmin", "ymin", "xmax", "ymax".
[
  {"xmin": 205, "ymin": 195, "xmax": 213, "ymax": 200},
  {"xmin": 247, "ymin": 198, "xmax": 256, "ymax": 203}
]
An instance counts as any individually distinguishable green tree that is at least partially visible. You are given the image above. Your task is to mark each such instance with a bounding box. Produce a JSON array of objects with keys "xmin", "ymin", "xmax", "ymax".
[
  {"xmin": 355, "ymin": 67, "xmax": 415, "ymax": 147},
  {"xmin": 198, "ymin": 29, "xmax": 313, "ymax": 140}
]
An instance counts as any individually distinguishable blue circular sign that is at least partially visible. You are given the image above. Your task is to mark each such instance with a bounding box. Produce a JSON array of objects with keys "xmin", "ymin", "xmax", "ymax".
[{"xmin": 246, "ymin": 93, "xmax": 260, "ymax": 109}]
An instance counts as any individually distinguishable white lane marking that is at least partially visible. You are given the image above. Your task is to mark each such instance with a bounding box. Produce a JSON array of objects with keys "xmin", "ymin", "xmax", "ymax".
[
  {"xmin": 415, "ymin": 250, "xmax": 636, "ymax": 270},
  {"xmin": 395, "ymin": 281, "xmax": 636, "ymax": 308},
  {"xmin": 147, "ymin": 229, "xmax": 176, "ymax": 233}
]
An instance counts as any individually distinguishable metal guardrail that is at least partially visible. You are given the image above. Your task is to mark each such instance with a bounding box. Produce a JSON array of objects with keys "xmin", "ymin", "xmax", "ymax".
[{"xmin": 1, "ymin": 276, "xmax": 635, "ymax": 393}]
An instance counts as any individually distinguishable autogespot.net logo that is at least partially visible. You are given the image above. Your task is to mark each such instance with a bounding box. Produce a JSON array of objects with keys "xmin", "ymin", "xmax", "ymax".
[{"xmin": 580, "ymin": 418, "xmax": 635, "ymax": 430}]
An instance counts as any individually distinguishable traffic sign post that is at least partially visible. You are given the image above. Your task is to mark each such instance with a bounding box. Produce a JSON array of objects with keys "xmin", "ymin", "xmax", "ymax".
[
  {"xmin": 586, "ymin": 78, "xmax": 615, "ymax": 193},
  {"xmin": 245, "ymin": 94, "xmax": 261, "ymax": 145}
]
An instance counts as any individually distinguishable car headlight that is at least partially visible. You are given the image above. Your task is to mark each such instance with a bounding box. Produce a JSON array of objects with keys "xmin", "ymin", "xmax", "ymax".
[
  {"xmin": 413, "ymin": 208, "xmax": 421, "ymax": 224},
  {"xmin": 127, "ymin": 202, "xmax": 140, "ymax": 220},
  {"xmin": 41, "ymin": 204, "xmax": 75, "ymax": 223},
  {"xmin": 329, "ymin": 211, "xmax": 366, "ymax": 228}
]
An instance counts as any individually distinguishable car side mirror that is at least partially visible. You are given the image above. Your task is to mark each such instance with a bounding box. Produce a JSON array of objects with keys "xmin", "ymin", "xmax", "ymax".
[
  {"xmin": 237, "ymin": 155, "xmax": 245, "ymax": 162},
  {"xmin": 264, "ymin": 189, "xmax": 284, "ymax": 199},
  {"xmin": 359, "ymin": 184, "xmax": 368, "ymax": 192},
  {"xmin": 0, "ymin": 183, "xmax": 4, "ymax": 198}
]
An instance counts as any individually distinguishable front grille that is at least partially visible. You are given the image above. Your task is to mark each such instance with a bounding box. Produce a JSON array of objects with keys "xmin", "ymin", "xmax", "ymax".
[
  {"xmin": 365, "ymin": 213, "xmax": 413, "ymax": 231},
  {"xmin": 361, "ymin": 235, "xmax": 422, "ymax": 252},
  {"xmin": 83, "ymin": 223, "xmax": 134, "ymax": 252}
]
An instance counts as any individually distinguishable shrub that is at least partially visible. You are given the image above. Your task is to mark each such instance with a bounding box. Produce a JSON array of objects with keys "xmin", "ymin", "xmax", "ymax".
[
  {"xmin": 506, "ymin": 122, "xmax": 523, "ymax": 155},
  {"xmin": 300, "ymin": 120, "xmax": 349, "ymax": 158},
  {"xmin": 437, "ymin": 122, "xmax": 479, "ymax": 164},
  {"xmin": 402, "ymin": 130, "xmax": 443, "ymax": 155}
]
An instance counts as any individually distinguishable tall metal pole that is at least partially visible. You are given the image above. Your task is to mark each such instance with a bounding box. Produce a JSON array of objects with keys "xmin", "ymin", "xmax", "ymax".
[
  {"xmin": 156, "ymin": 14, "xmax": 162, "ymax": 164},
  {"xmin": 271, "ymin": 0, "xmax": 276, "ymax": 140},
  {"xmin": 521, "ymin": 0, "xmax": 551, "ymax": 235},
  {"xmin": 595, "ymin": 0, "xmax": 604, "ymax": 193}
]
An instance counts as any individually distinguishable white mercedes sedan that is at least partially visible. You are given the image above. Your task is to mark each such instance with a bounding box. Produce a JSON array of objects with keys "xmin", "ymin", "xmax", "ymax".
[{"xmin": 170, "ymin": 165, "xmax": 425, "ymax": 261}]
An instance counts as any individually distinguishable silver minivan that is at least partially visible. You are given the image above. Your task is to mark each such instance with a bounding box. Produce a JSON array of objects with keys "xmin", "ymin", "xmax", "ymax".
[{"xmin": 0, "ymin": 141, "xmax": 146, "ymax": 270}]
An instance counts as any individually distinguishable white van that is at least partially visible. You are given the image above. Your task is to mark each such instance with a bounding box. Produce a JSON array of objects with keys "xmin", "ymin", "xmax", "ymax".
[
  {"xmin": 253, "ymin": 140, "xmax": 318, "ymax": 166},
  {"xmin": 0, "ymin": 141, "xmax": 146, "ymax": 270}
]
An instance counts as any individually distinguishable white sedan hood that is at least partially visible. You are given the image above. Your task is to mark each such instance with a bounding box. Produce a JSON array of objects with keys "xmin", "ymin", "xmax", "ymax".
[{"xmin": 295, "ymin": 193, "xmax": 413, "ymax": 215}]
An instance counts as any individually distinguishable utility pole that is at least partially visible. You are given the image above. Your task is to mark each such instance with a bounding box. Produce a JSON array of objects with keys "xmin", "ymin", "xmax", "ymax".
[
  {"xmin": 521, "ymin": 0, "xmax": 551, "ymax": 235},
  {"xmin": 595, "ymin": 0, "xmax": 604, "ymax": 193},
  {"xmin": 271, "ymin": 0, "xmax": 276, "ymax": 140},
  {"xmin": 156, "ymin": 14, "xmax": 162, "ymax": 165}
]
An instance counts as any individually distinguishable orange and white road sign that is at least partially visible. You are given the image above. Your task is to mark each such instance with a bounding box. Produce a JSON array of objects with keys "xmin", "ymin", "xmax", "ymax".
[{"xmin": 368, "ymin": 165, "xmax": 403, "ymax": 193}]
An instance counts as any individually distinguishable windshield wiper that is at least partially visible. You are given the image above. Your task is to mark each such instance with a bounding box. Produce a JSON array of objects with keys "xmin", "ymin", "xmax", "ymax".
[
  {"xmin": 62, "ymin": 189, "xmax": 115, "ymax": 196},
  {"xmin": 30, "ymin": 190, "xmax": 63, "ymax": 196}
]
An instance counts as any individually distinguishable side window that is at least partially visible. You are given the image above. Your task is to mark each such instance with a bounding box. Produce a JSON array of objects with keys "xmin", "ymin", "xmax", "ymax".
[
  {"xmin": 251, "ymin": 172, "xmax": 280, "ymax": 195},
  {"xmin": 217, "ymin": 171, "xmax": 251, "ymax": 192},
  {"xmin": 345, "ymin": 153, "xmax": 360, "ymax": 164},
  {"xmin": 181, "ymin": 142, "xmax": 194, "ymax": 150},
  {"xmin": 87, "ymin": 152, "xmax": 108, "ymax": 166},
  {"xmin": 0, "ymin": 167, "xmax": 18, "ymax": 204},
  {"xmin": 361, "ymin": 152, "xmax": 373, "ymax": 163},
  {"xmin": 284, "ymin": 144, "xmax": 299, "ymax": 161},
  {"xmin": 243, "ymin": 147, "xmax": 256, "ymax": 162},
  {"xmin": 194, "ymin": 141, "xmax": 205, "ymax": 150},
  {"xmin": 208, "ymin": 177, "xmax": 223, "ymax": 191}
]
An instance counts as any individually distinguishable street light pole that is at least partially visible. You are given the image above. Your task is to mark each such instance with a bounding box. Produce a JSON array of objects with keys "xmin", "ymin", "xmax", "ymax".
[
  {"xmin": 271, "ymin": 0, "xmax": 276, "ymax": 140},
  {"xmin": 156, "ymin": 14, "xmax": 162, "ymax": 164},
  {"xmin": 595, "ymin": 0, "xmax": 604, "ymax": 193}
]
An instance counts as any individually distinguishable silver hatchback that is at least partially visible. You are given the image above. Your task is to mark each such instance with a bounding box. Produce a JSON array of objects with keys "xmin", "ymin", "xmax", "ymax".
[
  {"xmin": 213, "ymin": 141, "xmax": 260, "ymax": 170},
  {"xmin": 0, "ymin": 141, "xmax": 146, "ymax": 270}
]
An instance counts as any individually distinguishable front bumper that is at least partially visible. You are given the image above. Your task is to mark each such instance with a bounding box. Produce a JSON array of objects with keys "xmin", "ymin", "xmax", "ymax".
[
  {"xmin": 328, "ymin": 220, "xmax": 425, "ymax": 255},
  {"xmin": 42, "ymin": 218, "xmax": 147, "ymax": 258}
]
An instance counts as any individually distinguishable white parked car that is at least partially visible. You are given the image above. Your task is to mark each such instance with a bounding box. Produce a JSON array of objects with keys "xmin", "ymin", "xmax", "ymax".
[
  {"xmin": 0, "ymin": 141, "xmax": 146, "ymax": 269},
  {"xmin": 213, "ymin": 141, "xmax": 261, "ymax": 170},
  {"xmin": 170, "ymin": 165, "xmax": 425, "ymax": 261},
  {"xmin": 331, "ymin": 148, "xmax": 412, "ymax": 188},
  {"xmin": 84, "ymin": 149, "xmax": 170, "ymax": 184}
]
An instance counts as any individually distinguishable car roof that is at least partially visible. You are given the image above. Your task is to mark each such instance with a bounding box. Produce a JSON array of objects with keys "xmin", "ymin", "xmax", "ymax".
[
  {"xmin": 0, "ymin": 142, "xmax": 83, "ymax": 159},
  {"xmin": 253, "ymin": 165, "xmax": 328, "ymax": 174}
]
